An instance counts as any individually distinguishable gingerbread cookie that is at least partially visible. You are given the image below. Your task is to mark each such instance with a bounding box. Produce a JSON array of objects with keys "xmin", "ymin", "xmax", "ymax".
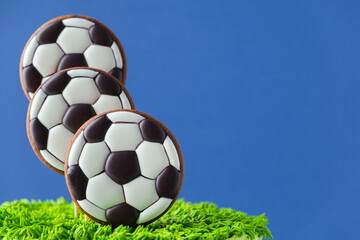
[
  {"xmin": 27, "ymin": 68, "xmax": 134, "ymax": 175},
  {"xmin": 65, "ymin": 110, "xmax": 184, "ymax": 227},
  {"xmin": 20, "ymin": 15, "xmax": 127, "ymax": 100}
]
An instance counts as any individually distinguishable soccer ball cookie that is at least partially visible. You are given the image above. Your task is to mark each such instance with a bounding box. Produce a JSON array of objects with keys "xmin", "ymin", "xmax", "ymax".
[
  {"xmin": 20, "ymin": 15, "xmax": 126, "ymax": 100},
  {"xmin": 27, "ymin": 68, "xmax": 134, "ymax": 175},
  {"xmin": 65, "ymin": 110, "xmax": 184, "ymax": 227}
]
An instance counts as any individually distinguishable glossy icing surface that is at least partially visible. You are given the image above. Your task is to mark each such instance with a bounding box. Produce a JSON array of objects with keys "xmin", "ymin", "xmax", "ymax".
[
  {"xmin": 21, "ymin": 15, "xmax": 126, "ymax": 99},
  {"xmin": 104, "ymin": 123, "xmax": 143, "ymax": 151},
  {"xmin": 136, "ymin": 142, "xmax": 169, "ymax": 179},
  {"xmin": 136, "ymin": 197, "xmax": 172, "ymax": 224},
  {"xmin": 27, "ymin": 68, "xmax": 133, "ymax": 174},
  {"xmin": 65, "ymin": 110, "xmax": 183, "ymax": 226},
  {"xmin": 105, "ymin": 151, "xmax": 141, "ymax": 185},
  {"xmin": 78, "ymin": 199, "xmax": 107, "ymax": 222},
  {"xmin": 86, "ymin": 172, "xmax": 125, "ymax": 209},
  {"xmin": 79, "ymin": 142, "xmax": 109, "ymax": 178},
  {"xmin": 123, "ymin": 176, "xmax": 159, "ymax": 211}
]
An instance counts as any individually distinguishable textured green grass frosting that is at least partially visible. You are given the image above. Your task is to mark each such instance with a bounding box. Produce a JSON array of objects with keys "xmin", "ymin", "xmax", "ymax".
[{"xmin": 0, "ymin": 198, "xmax": 272, "ymax": 239}]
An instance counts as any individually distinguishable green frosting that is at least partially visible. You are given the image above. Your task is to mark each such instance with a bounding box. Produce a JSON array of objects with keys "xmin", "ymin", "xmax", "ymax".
[{"xmin": 0, "ymin": 198, "xmax": 272, "ymax": 239}]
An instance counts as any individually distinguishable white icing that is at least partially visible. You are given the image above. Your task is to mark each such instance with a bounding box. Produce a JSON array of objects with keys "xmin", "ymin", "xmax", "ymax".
[
  {"xmin": 119, "ymin": 92, "xmax": 132, "ymax": 109},
  {"xmin": 86, "ymin": 172, "xmax": 125, "ymax": 209},
  {"xmin": 67, "ymin": 131, "xmax": 85, "ymax": 166},
  {"xmin": 37, "ymin": 94, "xmax": 68, "ymax": 129},
  {"xmin": 63, "ymin": 18, "xmax": 95, "ymax": 29},
  {"xmin": 92, "ymin": 95, "xmax": 122, "ymax": 115},
  {"xmin": 84, "ymin": 45, "xmax": 116, "ymax": 72},
  {"xmin": 23, "ymin": 37, "xmax": 39, "ymax": 67},
  {"xmin": 163, "ymin": 136, "xmax": 181, "ymax": 171},
  {"xmin": 62, "ymin": 77, "xmax": 100, "ymax": 105},
  {"xmin": 40, "ymin": 149, "xmax": 64, "ymax": 171},
  {"xmin": 29, "ymin": 89, "xmax": 46, "ymax": 120},
  {"xmin": 111, "ymin": 42, "xmax": 123, "ymax": 69},
  {"xmin": 136, "ymin": 142, "xmax": 169, "ymax": 179},
  {"xmin": 57, "ymin": 27, "xmax": 92, "ymax": 54},
  {"xmin": 123, "ymin": 176, "xmax": 159, "ymax": 211},
  {"xmin": 41, "ymin": 75, "xmax": 51, "ymax": 84},
  {"xmin": 104, "ymin": 123, "xmax": 142, "ymax": 151},
  {"xmin": 107, "ymin": 111, "xmax": 144, "ymax": 123},
  {"xmin": 136, "ymin": 198, "xmax": 172, "ymax": 224},
  {"xmin": 47, "ymin": 125, "xmax": 73, "ymax": 162},
  {"xmin": 77, "ymin": 199, "xmax": 107, "ymax": 222},
  {"xmin": 32, "ymin": 43, "xmax": 64, "ymax": 77},
  {"xmin": 79, "ymin": 142, "xmax": 109, "ymax": 178},
  {"xmin": 67, "ymin": 69, "xmax": 98, "ymax": 78}
]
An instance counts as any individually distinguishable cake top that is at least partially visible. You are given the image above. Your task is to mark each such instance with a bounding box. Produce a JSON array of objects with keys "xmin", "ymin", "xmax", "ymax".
[{"xmin": 0, "ymin": 198, "xmax": 272, "ymax": 239}]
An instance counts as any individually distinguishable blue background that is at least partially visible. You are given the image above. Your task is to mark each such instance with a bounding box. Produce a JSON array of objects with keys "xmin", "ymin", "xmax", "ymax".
[{"xmin": 0, "ymin": 1, "xmax": 359, "ymax": 239}]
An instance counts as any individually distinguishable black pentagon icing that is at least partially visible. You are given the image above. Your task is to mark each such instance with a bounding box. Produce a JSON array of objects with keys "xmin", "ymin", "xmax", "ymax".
[
  {"xmin": 23, "ymin": 65, "xmax": 43, "ymax": 93},
  {"xmin": 63, "ymin": 104, "xmax": 96, "ymax": 134},
  {"xmin": 89, "ymin": 24, "xmax": 113, "ymax": 46},
  {"xmin": 57, "ymin": 54, "xmax": 87, "ymax": 71},
  {"xmin": 106, "ymin": 203, "xmax": 140, "ymax": 227},
  {"xmin": 29, "ymin": 118, "xmax": 49, "ymax": 150},
  {"xmin": 156, "ymin": 165, "xmax": 181, "ymax": 199},
  {"xmin": 109, "ymin": 68, "xmax": 123, "ymax": 83},
  {"xmin": 36, "ymin": 20, "xmax": 65, "ymax": 44},
  {"xmin": 95, "ymin": 73, "xmax": 122, "ymax": 96},
  {"xmin": 41, "ymin": 71, "xmax": 71, "ymax": 95},
  {"xmin": 66, "ymin": 165, "xmax": 88, "ymax": 200},
  {"xmin": 139, "ymin": 119, "xmax": 167, "ymax": 143},
  {"xmin": 84, "ymin": 115, "xmax": 112, "ymax": 143},
  {"xmin": 105, "ymin": 151, "xmax": 140, "ymax": 185}
]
